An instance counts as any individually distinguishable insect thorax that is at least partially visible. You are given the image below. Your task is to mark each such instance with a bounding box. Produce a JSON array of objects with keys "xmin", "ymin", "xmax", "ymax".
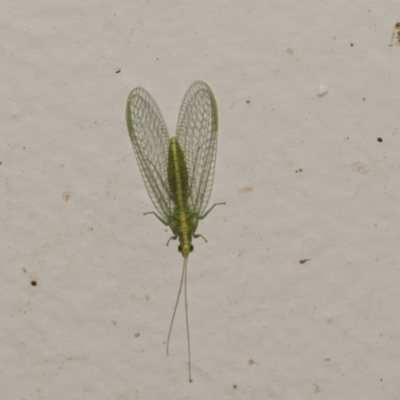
[{"xmin": 168, "ymin": 209, "xmax": 198, "ymax": 238}]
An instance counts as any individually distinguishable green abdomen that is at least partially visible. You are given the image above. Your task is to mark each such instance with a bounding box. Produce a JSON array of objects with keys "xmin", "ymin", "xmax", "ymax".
[{"xmin": 168, "ymin": 137, "xmax": 189, "ymax": 206}]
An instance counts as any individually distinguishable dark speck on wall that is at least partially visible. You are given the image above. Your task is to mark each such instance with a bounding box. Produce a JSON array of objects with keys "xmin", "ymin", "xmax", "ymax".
[
  {"xmin": 62, "ymin": 191, "xmax": 71, "ymax": 202},
  {"xmin": 389, "ymin": 23, "xmax": 400, "ymax": 46},
  {"xmin": 377, "ymin": 137, "xmax": 383, "ymax": 142},
  {"xmin": 31, "ymin": 280, "xmax": 37, "ymax": 286}
]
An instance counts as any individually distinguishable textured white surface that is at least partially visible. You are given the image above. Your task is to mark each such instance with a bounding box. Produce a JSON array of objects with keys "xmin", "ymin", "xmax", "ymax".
[{"xmin": 2, "ymin": 1, "xmax": 400, "ymax": 399}]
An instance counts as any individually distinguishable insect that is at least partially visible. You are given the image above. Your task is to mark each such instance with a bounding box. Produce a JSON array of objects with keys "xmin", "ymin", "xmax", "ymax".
[{"xmin": 126, "ymin": 81, "xmax": 224, "ymax": 382}]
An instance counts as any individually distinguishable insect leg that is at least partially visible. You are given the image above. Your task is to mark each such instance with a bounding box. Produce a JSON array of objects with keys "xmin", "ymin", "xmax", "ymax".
[
  {"xmin": 199, "ymin": 202, "xmax": 226, "ymax": 220},
  {"xmin": 143, "ymin": 211, "xmax": 169, "ymax": 225},
  {"xmin": 166, "ymin": 235, "xmax": 178, "ymax": 246},
  {"xmin": 193, "ymin": 233, "xmax": 208, "ymax": 243}
]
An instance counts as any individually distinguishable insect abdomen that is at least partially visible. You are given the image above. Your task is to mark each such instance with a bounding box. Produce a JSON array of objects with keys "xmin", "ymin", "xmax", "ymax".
[{"xmin": 168, "ymin": 137, "xmax": 189, "ymax": 205}]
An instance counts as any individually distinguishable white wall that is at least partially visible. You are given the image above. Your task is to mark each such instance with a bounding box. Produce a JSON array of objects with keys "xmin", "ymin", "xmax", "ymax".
[{"xmin": 1, "ymin": 1, "xmax": 400, "ymax": 398}]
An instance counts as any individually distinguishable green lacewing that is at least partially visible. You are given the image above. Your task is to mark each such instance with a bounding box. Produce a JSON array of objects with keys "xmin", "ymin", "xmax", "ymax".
[{"xmin": 126, "ymin": 81, "xmax": 224, "ymax": 382}]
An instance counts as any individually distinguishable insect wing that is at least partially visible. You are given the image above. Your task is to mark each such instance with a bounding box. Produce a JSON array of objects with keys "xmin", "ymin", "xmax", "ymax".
[
  {"xmin": 126, "ymin": 86, "xmax": 172, "ymax": 218},
  {"xmin": 175, "ymin": 81, "xmax": 218, "ymax": 216}
]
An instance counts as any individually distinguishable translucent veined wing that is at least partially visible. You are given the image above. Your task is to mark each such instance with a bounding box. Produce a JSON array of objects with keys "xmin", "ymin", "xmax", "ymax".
[
  {"xmin": 175, "ymin": 81, "xmax": 218, "ymax": 216},
  {"xmin": 126, "ymin": 86, "xmax": 173, "ymax": 219}
]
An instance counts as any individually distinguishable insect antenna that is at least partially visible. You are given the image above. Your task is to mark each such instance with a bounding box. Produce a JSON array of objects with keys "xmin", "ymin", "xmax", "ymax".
[{"xmin": 166, "ymin": 256, "xmax": 192, "ymax": 382}]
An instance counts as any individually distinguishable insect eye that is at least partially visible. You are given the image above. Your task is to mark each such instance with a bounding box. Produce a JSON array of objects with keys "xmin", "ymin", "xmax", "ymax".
[
  {"xmin": 190, "ymin": 245, "xmax": 194, "ymax": 252},
  {"xmin": 178, "ymin": 245, "xmax": 182, "ymax": 253}
]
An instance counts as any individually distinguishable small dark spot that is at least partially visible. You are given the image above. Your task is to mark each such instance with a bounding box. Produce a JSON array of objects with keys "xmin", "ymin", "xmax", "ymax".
[
  {"xmin": 350, "ymin": 42, "xmax": 354, "ymax": 47},
  {"xmin": 23, "ymin": 147, "xmax": 25, "ymax": 149},
  {"xmin": 362, "ymin": 98, "xmax": 366, "ymax": 101},
  {"xmin": 380, "ymin": 378, "xmax": 383, "ymax": 382},
  {"xmin": 134, "ymin": 333, "xmax": 140, "ymax": 338},
  {"xmin": 313, "ymin": 383, "xmax": 320, "ymax": 393},
  {"xmin": 233, "ymin": 384, "xmax": 238, "ymax": 389},
  {"xmin": 115, "ymin": 69, "xmax": 121, "ymax": 74},
  {"xmin": 377, "ymin": 137, "xmax": 383, "ymax": 142},
  {"xmin": 62, "ymin": 191, "xmax": 71, "ymax": 202},
  {"xmin": 396, "ymin": 22, "xmax": 400, "ymax": 29},
  {"xmin": 189, "ymin": 378, "xmax": 193, "ymax": 383},
  {"xmin": 248, "ymin": 359, "xmax": 255, "ymax": 365},
  {"xmin": 324, "ymin": 358, "xmax": 330, "ymax": 361},
  {"xmin": 299, "ymin": 258, "xmax": 310, "ymax": 264},
  {"xmin": 246, "ymin": 100, "xmax": 250, "ymax": 104},
  {"xmin": 295, "ymin": 168, "xmax": 303, "ymax": 173},
  {"xmin": 31, "ymin": 280, "xmax": 37, "ymax": 286},
  {"xmin": 0, "ymin": 161, "xmax": 2, "ymax": 165},
  {"xmin": 22, "ymin": 268, "xmax": 27, "ymax": 273}
]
